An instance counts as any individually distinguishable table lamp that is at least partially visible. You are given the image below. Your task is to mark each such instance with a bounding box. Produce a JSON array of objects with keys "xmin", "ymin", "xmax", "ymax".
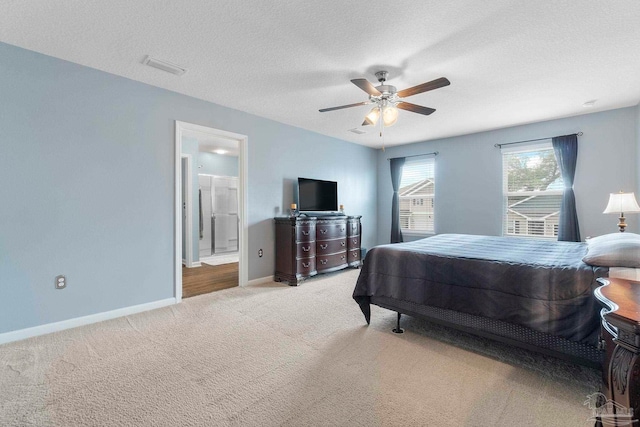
[{"xmin": 603, "ymin": 192, "xmax": 640, "ymax": 232}]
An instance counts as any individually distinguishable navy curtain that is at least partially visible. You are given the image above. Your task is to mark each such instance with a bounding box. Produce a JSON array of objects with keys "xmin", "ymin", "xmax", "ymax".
[
  {"xmin": 390, "ymin": 157, "xmax": 406, "ymax": 243},
  {"xmin": 552, "ymin": 134, "xmax": 580, "ymax": 242}
]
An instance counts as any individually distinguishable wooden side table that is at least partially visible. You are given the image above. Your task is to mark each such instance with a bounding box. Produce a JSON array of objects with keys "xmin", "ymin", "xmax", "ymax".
[{"xmin": 594, "ymin": 277, "xmax": 640, "ymax": 422}]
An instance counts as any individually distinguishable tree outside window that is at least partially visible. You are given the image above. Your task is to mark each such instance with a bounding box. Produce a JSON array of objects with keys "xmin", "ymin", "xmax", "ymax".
[{"xmin": 502, "ymin": 143, "xmax": 562, "ymax": 238}]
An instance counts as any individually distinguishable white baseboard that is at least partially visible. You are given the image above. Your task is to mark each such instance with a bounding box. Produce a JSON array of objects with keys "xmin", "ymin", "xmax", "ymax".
[
  {"xmin": 181, "ymin": 256, "xmax": 203, "ymax": 268},
  {"xmin": 0, "ymin": 297, "xmax": 177, "ymax": 346},
  {"xmin": 182, "ymin": 261, "xmax": 202, "ymax": 268},
  {"xmin": 246, "ymin": 275, "xmax": 274, "ymax": 286}
]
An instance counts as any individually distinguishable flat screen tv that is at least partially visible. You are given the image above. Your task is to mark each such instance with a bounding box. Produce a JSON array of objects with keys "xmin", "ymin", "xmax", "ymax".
[{"xmin": 298, "ymin": 178, "xmax": 338, "ymax": 212}]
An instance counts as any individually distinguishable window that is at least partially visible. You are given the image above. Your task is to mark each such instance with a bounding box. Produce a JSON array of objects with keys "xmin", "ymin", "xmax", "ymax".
[
  {"xmin": 399, "ymin": 156, "xmax": 435, "ymax": 233},
  {"xmin": 502, "ymin": 142, "xmax": 562, "ymax": 238}
]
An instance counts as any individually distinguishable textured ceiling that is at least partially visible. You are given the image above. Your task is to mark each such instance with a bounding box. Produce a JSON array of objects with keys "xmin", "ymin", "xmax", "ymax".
[{"xmin": 1, "ymin": 1, "xmax": 639, "ymax": 148}]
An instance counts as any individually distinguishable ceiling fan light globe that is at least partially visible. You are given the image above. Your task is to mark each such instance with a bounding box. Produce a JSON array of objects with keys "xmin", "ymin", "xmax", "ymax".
[
  {"xmin": 383, "ymin": 105, "xmax": 399, "ymax": 127},
  {"xmin": 365, "ymin": 107, "xmax": 380, "ymax": 125}
]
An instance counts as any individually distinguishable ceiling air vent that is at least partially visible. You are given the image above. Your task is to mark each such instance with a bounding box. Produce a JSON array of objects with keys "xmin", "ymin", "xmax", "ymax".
[
  {"xmin": 348, "ymin": 128, "xmax": 366, "ymax": 135},
  {"xmin": 142, "ymin": 55, "xmax": 187, "ymax": 76}
]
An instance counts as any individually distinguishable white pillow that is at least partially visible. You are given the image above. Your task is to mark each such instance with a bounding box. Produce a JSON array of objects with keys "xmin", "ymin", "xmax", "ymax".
[{"xmin": 583, "ymin": 233, "xmax": 640, "ymax": 268}]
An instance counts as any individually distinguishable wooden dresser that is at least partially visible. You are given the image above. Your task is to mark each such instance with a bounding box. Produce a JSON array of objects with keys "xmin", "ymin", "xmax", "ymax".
[
  {"xmin": 274, "ymin": 215, "xmax": 361, "ymax": 285},
  {"xmin": 594, "ymin": 277, "xmax": 640, "ymax": 422}
]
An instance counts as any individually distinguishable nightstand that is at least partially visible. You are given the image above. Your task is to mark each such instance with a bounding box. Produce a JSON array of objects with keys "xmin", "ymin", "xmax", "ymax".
[{"xmin": 594, "ymin": 277, "xmax": 640, "ymax": 421}]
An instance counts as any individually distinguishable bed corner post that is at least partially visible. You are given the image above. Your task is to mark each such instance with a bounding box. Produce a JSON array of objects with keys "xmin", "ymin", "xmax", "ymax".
[{"xmin": 392, "ymin": 312, "xmax": 404, "ymax": 334}]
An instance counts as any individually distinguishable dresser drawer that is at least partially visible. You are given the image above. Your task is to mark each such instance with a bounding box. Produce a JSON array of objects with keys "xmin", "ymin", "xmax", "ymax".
[
  {"xmin": 317, "ymin": 238, "xmax": 347, "ymax": 255},
  {"xmin": 347, "ymin": 235, "xmax": 360, "ymax": 250},
  {"xmin": 296, "ymin": 242, "xmax": 316, "ymax": 258},
  {"xmin": 296, "ymin": 258, "xmax": 316, "ymax": 274},
  {"xmin": 348, "ymin": 248, "xmax": 361, "ymax": 264},
  {"xmin": 316, "ymin": 223, "xmax": 347, "ymax": 239},
  {"xmin": 316, "ymin": 251, "xmax": 348, "ymax": 272},
  {"xmin": 296, "ymin": 225, "xmax": 315, "ymax": 242}
]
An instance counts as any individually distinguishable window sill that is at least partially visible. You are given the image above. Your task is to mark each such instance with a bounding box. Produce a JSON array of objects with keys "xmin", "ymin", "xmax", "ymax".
[
  {"xmin": 503, "ymin": 233, "xmax": 557, "ymax": 240},
  {"xmin": 401, "ymin": 230, "xmax": 435, "ymax": 237}
]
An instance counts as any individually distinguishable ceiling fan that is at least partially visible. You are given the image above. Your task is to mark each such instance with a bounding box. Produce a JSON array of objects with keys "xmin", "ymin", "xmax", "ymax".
[{"xmin": 319, "ymin": 71, "xmax": 450, "ymax": 130}]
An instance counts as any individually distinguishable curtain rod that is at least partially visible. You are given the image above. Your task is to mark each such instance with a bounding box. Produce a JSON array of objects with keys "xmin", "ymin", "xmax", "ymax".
[
  {"xmin": 494, "ymin": 132, "xmax": 582, "ymax": 148},
  {"xmin": 387, "ymin": 151, "xmax": 439, "ymax": 161}
]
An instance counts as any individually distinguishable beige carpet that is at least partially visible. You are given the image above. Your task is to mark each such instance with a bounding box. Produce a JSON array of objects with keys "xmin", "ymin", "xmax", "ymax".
[{"xmin": 1, "ymin": 269, "xmax": 599, "ymax": 426}]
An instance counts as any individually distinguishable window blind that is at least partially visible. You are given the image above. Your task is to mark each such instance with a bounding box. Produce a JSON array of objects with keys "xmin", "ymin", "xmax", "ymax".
[{"xmin": 399, "ymin": 156, "xmax": 435, "ymax": 233}]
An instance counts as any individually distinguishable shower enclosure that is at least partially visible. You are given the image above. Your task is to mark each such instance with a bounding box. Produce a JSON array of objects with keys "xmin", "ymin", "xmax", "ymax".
[{"xmin": 198, "ymin": 175, "xmax": 238, "ymax": 259}]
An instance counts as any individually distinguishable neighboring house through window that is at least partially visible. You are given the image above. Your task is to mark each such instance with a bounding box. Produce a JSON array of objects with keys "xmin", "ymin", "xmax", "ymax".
[
  {"xmin": 502, "ymin": 141, "xmax": 562, "ymax": 238},
  {"xmin": 399, "ymin": 156, "xmax": 435, "ymax": 234}
]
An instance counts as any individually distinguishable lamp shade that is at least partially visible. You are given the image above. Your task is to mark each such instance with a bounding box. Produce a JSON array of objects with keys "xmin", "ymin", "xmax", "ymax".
[
  {"xmin": 364, "ymin": 107, "xmax": 380, "ymax": 126},
  {"xmin": 382, "ymin": 105, "xmax": 399, "ymax": 127},
  {"xmin": 603, "ymin": 192, "xmax": 640, "ymax": 214}
]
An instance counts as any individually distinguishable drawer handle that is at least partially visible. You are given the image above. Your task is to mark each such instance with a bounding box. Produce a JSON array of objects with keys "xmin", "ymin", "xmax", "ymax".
[
  {"xmin": 353, "ymin": 252, "xmax": 359, "ymax": 258},
  {"xmin": 303, "ymin": 262, "xmax": 310, "ymax": 268},
  {"xmin": 353, "ymin": 239, "xmax": 358, "ymax": 244},
  {"xmin": 320, "ymin": 259, "xmax": 327, "ymax": 265},
  {"xmin": 341, "ymin": 227, "xmax": 345, "ymax": 232},
  {"xmin": 341, "ymin": 241, "xmax": 345, "ymax": 246},
  {"xmin": 302, "ymin": 246, "xmax": 310, "ymax": 252},
  {"xmin": 320, "ymin": 244, "xmax": 328, "ymax": 249},
  {"xmin": 320, "ymin": 229, "xmax": 327, "ymax": 234},
  {"xmin": 340, "ymin": 255, "xmax": 346, "ymax": 260},
  {"xmin": 302, "ymin": 230, "xmax": 310, "ymax": 236}
]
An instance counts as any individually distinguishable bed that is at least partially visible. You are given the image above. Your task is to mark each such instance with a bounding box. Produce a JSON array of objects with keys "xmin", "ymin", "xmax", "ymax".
[{"xmin": 352, "ymin": 234, "xmax": 610, "ymax": 367}]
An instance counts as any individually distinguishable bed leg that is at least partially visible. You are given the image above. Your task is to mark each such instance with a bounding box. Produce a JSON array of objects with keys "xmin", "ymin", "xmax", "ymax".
[{"xmin": 392, "ymin": 312, "xmax": 404, "ymax": 334}]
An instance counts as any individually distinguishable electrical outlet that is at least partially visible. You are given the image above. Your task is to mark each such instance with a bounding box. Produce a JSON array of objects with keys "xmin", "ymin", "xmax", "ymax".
[
  {"xmin": 55, "ymin": 275, "xmax": 66, "ymax": 289},
  {"xmin": 258, "ymin": 249, "xmax": 263, "ymax": 257}
]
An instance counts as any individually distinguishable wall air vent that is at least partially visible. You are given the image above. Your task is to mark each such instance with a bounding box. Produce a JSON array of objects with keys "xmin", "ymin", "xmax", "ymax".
[
  {"xmin": 348, "ymin": 128, "xmax": 366, "ymax": 134},
  {"xmin": 142, "ymin": 56, "xmax": 187, "ymax": 76}
]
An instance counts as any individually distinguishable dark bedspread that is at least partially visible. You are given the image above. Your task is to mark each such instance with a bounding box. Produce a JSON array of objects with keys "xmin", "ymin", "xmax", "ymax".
[{"xmin": 353, "ymin": 234, "xmax": 608, "ymax": 345}]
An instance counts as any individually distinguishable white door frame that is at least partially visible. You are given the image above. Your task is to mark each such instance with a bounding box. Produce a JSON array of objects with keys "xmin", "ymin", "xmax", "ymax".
[
  {"xmin": 181, "ymin": 154, "xmax": 195, "ymax": 267},
  {"xmin": 174, "ymin": 121, "xmax": 248, "ymax": 302}
]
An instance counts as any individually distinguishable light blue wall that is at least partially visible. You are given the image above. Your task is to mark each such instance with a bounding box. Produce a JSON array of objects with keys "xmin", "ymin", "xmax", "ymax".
[
  {"xmin": 377, "ymin": 107, "xmax": 639, "ymax": 245},
  {"xmin": 251, "ymin": 125, "xmax": 378, "ymax": 272},
  {"xmin": 198, "ymin": 152, "xmax": 238, "ymax": 177},
  {"xmin": 0, "ymin": 42, "xmax": 377, "ymax": 334}
]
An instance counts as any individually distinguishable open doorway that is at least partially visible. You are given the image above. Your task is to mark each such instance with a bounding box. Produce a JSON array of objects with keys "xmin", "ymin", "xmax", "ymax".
[
  {"xmin": 174, "ymin": 121, "xmax": 248, "ymax": 301},
  {"xmin": 198, "ymin": 175, "xmax": 239, "ymax": 262}
]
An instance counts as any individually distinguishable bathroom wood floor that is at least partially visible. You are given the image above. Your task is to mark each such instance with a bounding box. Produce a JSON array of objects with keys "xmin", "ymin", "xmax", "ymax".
[{"xmin": 182, "ymin": 262, "xmax": 238, "ymax": 298}]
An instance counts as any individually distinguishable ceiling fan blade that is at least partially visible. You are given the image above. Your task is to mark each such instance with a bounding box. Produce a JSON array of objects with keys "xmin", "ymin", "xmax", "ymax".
[
  {"xmin": 397, "ymin": 77, "xmax": 450, "ymax": 98},
  {"xmin": 397, "ymin": 102, "xmax": 436, "ymax": 116},
  {"xmin": 351, "ymin": 79, "xmax": 382, "ymax": 96},
  {"xmin": 319, "ymin": 101, "xmax": 369, "ymax": 112},
  {"xmin": 362, "ymin": 119, "xmax": 372, "ymax": 126}
]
